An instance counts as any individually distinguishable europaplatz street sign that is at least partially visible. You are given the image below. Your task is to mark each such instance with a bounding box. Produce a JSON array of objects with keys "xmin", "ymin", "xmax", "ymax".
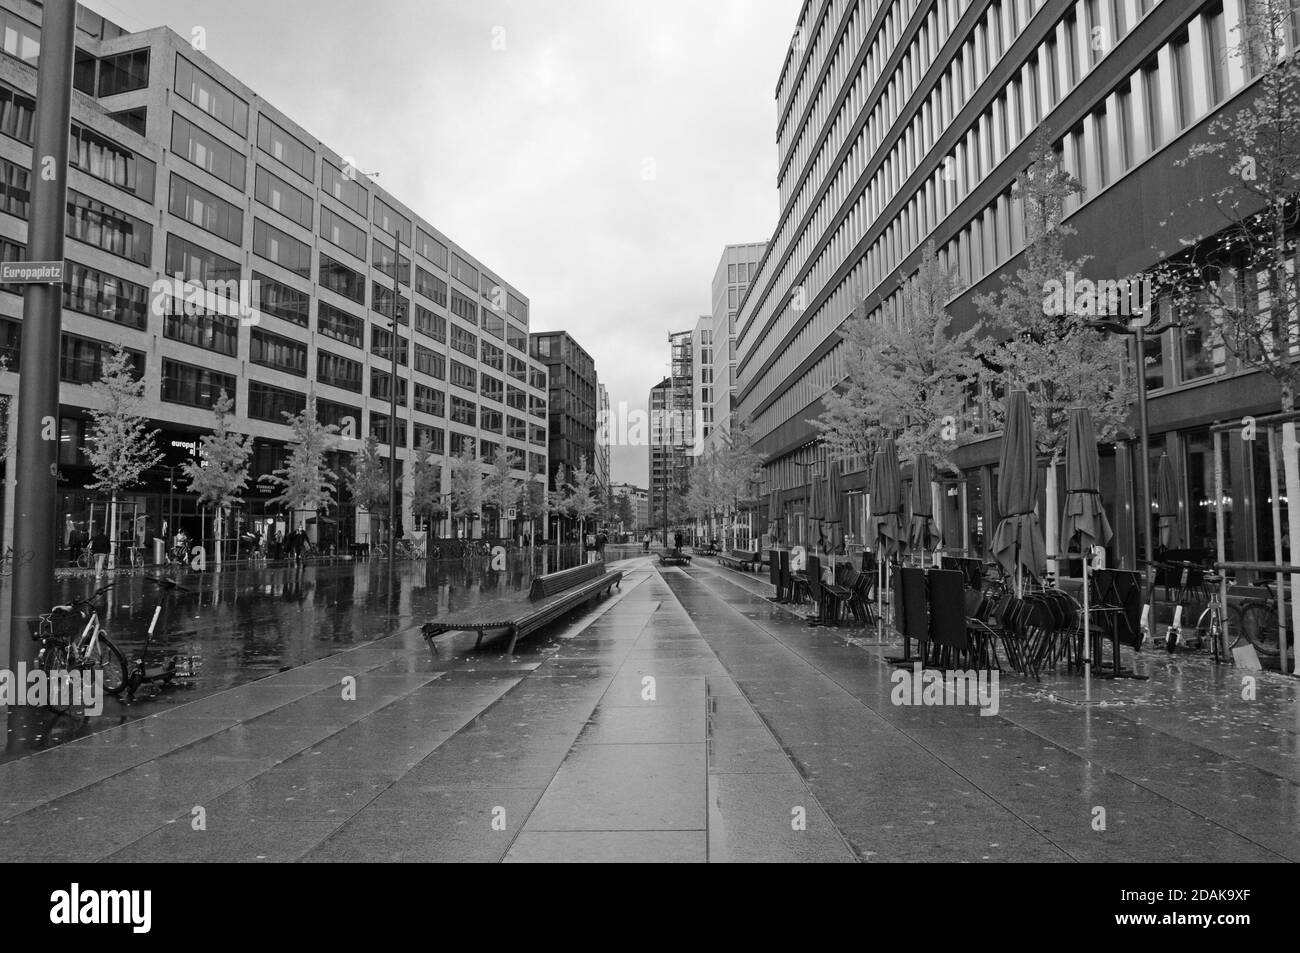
[{"xmin": 1, "ymin": 260, "xmax": 64, "ymax": 283}]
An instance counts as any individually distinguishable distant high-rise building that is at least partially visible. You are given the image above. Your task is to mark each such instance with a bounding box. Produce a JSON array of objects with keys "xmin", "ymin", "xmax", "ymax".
[
  {"xmin": 649, "ymin": 331, "xmax": 693, "ymax": 537},
  {"xmin": 704, "ymin": 242, "xmax": 765, "ymax": 457},
  {"xmin": 529, "ymin": 331, "xmax": 597, "ymax": 491},
  {"xmin": 595, "ymin": 381, "xmax": 610, "ymax": 499}
]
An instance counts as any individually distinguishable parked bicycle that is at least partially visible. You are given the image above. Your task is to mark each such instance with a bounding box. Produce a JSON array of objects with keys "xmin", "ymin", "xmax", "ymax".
[
  {"xmin": 1236, "ymin": 577, "xmax": 1285, "ymax": 658},
  {"xmin": 34, "ymin": 582, "xmax": 128, "ymax": 709}
]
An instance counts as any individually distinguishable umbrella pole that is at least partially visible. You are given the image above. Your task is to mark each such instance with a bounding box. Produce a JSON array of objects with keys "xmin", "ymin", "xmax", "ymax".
[{"xmin": 1084, "ymin": 547, "xmax": 1092, "ymax": 701}]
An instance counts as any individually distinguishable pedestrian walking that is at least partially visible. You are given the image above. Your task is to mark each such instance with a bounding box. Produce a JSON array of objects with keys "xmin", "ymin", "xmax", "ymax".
[
  {"xmin": 90, "ymin": 527, "xmax": 111, "ymax": 576},
  {"xmin": 596, "ymin": 530, "xmax": 607, "ymax": 561},
  {"xmin": 643, "ymin": 531, "xmax": 651, "ymax": 553},
  {"xmin": 674, "ymin": 530, "xmax": 683, "ymax": 552}
]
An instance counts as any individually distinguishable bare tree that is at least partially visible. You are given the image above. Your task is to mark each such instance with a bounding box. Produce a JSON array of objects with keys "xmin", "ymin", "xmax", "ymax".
[{"xmin": 182, "ymin": 389, "xmax": 251, "ymax": 565}]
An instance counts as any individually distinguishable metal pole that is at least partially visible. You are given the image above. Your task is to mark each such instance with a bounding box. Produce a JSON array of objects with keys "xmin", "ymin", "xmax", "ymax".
[
  {"xmin": 388, "ymin": 309, "xmax": 398, "ymax": 573},
  {"xmin": 9, "ymin": 0, "xmax": 75, "ymax": 673},
  {"xmin": 1135, "ymin": 326, "xmax": 1154, "ymax": 594}
]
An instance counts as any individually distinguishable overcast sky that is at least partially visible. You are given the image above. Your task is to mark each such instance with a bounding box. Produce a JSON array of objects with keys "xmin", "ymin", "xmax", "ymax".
[{"xmin": 87, "ymin": 0, "xmax": 799, "ymax": 485}]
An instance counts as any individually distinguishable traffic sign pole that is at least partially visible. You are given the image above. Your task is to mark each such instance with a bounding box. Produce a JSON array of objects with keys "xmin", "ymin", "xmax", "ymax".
[{"xmin": 9, "ymin": 0, "xmax": 76, "ymax": 674}]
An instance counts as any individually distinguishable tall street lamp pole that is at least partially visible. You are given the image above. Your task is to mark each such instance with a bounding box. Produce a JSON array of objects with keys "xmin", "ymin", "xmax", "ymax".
[
  {"xmin": 9, "ymin": 1, "xmax": 75, "ymax": 673},
  {"xmin": 387, "ymin": 302, "xmax": 402, "ymax": 576}
]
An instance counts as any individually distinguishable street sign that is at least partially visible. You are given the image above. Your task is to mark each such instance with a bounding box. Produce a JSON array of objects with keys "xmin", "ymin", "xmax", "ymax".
[
  {"xmin": 1, "ymin": 260, "xmax": 64, "ymax": 283},
  {"xmin": 507, "ymin": 507, "xmax": 517, "ymax": 520}
]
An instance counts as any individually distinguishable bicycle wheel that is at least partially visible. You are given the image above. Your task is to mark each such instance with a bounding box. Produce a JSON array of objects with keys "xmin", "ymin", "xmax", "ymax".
[
  {"xmin": 1240, "ymin": 603, "xmax": 1281, "ymax": 657},
  {"xmin": 83, "ymin": 633, "xmax": 128, "ymax": 695},
  {"xmin": 37, "ymin": 643, "xmax": 74, "ymax": 712}
]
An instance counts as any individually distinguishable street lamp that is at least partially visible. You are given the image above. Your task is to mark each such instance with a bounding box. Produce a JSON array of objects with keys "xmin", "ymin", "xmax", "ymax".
[{"xmin": 1085, "ymin": 313, "xmax": 1180, "ymax": 589}]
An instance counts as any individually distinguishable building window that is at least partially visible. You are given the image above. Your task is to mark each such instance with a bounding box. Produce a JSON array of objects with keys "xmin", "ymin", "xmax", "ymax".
[
  {"xmin": 481, "ymin": 340, "xmax": 504, "ymax": 371},
  {"xmin": 0, "ymin": 10, "xmax": 40, "ymax": 66},
  {"xmin": 0, "ymin": 83, "xmax": 34, "ymax": 144},
  {"xmin": 450, "ymin": 252, "xmax": 478, "ymax": 289},
  {"xmin": 165, "ymin": 234, "xmax": 241, "ymax": 295},
  {"xmin": 483, "ymin": 311, "xmax": 505, "ymax": 340},
  {"xmin": 169, "ymin": 173, "xmax": 242, "ymax": 244},
  {"xmin": 1142, "ymin": 59, "xmax": 1163, "ymax": 151},
  {"xmin": 450, "ymin": 289, "xmax": 478, "ymax": 325},
  {"xmin": 170, "ymin": 113, "xmax": 242, "ymax": 190},
  {"xmin": 248, "ymin": 380, "xmax": 307, "ymax": 423},
  {"xmin": 162, "ymin": 298, "xmax": 238, "ymax": 356},
  {"xmin": 63, "ymin": 262, "xmax": 147, "ymax": 328},
  {"xmin": 1205, "ymin": 3, "xmax": 1228, "ymax": 105},
  {"xmin": 372, "ymin": 238, "xmax": 410, "ymax": 286},
  {"xmin": 507, "ymin": 385, "xmax": 526, "ymax": 411},
  {"xmin": 61, "ymin": 335, "xmax": 144, "ymax": 384},
  {"xmin": 414, "ymin": 304, "xmax": 446, "ymax": 343},
  {"xmin": 370, "ymin": 413, "xmax": 407, "ymax": 448},
  {"xmin": 450, "ymin": 395, "xmax": 476, "ymax": 425},
  {"xmin": 253, "ymin": 271, "xmax": 308, "ymax": 327},
  {"xmin": 317, "ymin": 398, "xmax": 361, "ymax": 431},
  {"xmin": 507, "ymin": 323, "xmax": 527, "ymax": 354},
  {"xmin": 250, "ymin": 327, "xmax": 307, "ymax": 376},
  {"xmin": 480, "ymin": 374, "xmax": 503, "ymax": 403},
  {"xmin": 322, "ymin": 158, "xmax": 367, "ymax": 216},
  {"xmin": 373, "ymin": 197, "xmax": 411, "ymax": 245},
  {"xmin": 414, "ymin": 342, "xmax": 445, "ymax": 379},
  {"xmin": 415, "ymin": 229, "xmax": 448, "ymax": 269},
  {"xmin": 253, "ymin": 219, "xmax": 311, "ymax": 278},
  {"xmin": 480, "ymin": 408, "xmax": 503, "ymax": 433},
  {"xmin": 507, "ymin": 355, "xmax": 527, "ymax": 382},
  {"xmin": 163, "ymin": 359, "xmax": 237, "ymax": 410},
  {"xmin": 414, "ymin": 383, "xmax": 444, "ymax": 417},
  {"xmin": 414, "ymin": 423, "xmax": 445, "ymax": 453},
  {"xmin": 254, "ymin": 166, "xmax": 313, "ymax": 229},
  {"xmin": 317, "ymin": 349, "xmax": 363, "ymax": 392},
  {"xmin": 450, "ymin": 324, "xmax": 477, "ymax": 358},
  {"xmin": 173, "ymin": 55, "xmax": 245, "ymax": 133},
  {"xmin": 320, "ymin": 206, "xmax": 367, "ymax": 260},
  {"xmin": 508, "ymin": 416, "xmax": 527, "ymax": 441},
  {"xmin": 415, "ymin": 266, "xmax": 447, "ymax": 306},
  {"xmin": 371, "ymin": 326, "xmax": 409, "ymax": 366},
  {"xmin": 256, "ymin": 114, "xmax": 314, "ymax": 182},
  {"xmin": 318, "ymin": 300, "xmax": 363, "ymax": 347},
  {"xmin": 371, "ymin": 281, "xmax": 408, "ymax": 323},
  {"xmin": 73, "ymin": 121, "xmax": 157, "ymax": 197},
  {"xmin": 319, "ymin": 252, "xmax": 366, "ymax": 304},
  {"xmin": 65, "ymin": 190, "xmax": 152, "ymax": 265},
  {"xmin": 370, "ymin": 369, "xmax": 408, "ymax": 407},
  {"xmin": 1171, "ymin": 31, "xmax": 1194, "ymax": 131},
  {"xmin": 450, "ymin": 360, "xmax": 476, "ymax": 392}
]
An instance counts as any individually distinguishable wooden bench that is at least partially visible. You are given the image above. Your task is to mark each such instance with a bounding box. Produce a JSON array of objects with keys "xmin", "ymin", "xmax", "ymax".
[
  {"xmin": 658, "ymin": 549, "xmax": 692, "ymax": 566},
  {"xmin": 421, "ymin": 561, "xmax": 623, "ymax": 655},
  {"xmin": 717, "ymin": 548, "xmax": 761, "ymax": 572}
]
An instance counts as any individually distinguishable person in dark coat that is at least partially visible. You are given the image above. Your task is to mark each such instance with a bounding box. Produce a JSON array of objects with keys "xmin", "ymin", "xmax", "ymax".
[{"xmin": 90, "ymin": 528, "xmax": 111, "ymax": 576}]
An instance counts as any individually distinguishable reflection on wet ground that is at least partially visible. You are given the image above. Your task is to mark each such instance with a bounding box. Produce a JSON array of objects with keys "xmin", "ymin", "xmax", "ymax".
[{"xmin": 2, "ymin": 549, "xmax": 621, "ymax": 760}]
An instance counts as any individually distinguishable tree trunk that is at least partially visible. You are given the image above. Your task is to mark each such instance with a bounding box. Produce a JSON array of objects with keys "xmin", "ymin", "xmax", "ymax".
[
  {"xmin": 108, "ymin": 493, "xmax": 118, "ymax": 569},
  {"xmin": 214, "ymin": 507, "xmax": 223, "ymax": 567},
  {"xmin": 1281, "ymin": 395, "xmax": 1300, "ymax": 675}
]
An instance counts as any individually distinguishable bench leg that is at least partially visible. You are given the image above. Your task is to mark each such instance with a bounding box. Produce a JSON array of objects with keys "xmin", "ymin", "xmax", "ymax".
[
  {"xmin": 506, "ymin": 626, "xmax": 519, "ymax": 656},
  {"xmin": 474, "ymin": 631, "xmax": 485, "ymax": 649}
]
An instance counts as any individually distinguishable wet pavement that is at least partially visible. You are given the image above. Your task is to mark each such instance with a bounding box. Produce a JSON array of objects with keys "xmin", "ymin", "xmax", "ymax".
[{"xmin": 1, "ymin": 552, "xmax": 1297, "ymax": 862}]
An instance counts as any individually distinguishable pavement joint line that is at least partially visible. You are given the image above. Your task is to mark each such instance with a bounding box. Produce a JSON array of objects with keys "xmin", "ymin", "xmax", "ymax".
[
  {"xmin": 491, "ymin": 597, "xmax": 663, "ymax": 861},
  {"xmin": 663, "ymin": 564, "xmax": 1081, "ymax": 861},
  {"xmin": 679, "ymin": 563, "xmax": 1295, "ymax": 862}
]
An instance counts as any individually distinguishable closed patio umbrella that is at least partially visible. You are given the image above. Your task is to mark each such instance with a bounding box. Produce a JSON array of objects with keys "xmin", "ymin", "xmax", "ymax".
[
  {"xmin": 992, "ymin": 391, "xmax": 1047, "ymax": 590},
  {"xmin": 824, "ymin": 459, "xmax": 843, "ymax": 549},
  {"xmin": 908, "ymin": 452, "xmax": 937, "ymax": 552},
  {"xmin": 1061, "ymin": 407, "xmax": 1114, "ymax": 693},
  {"xmin": 1061, "ymin": 408, "xmax": 1113, "ymax": 553},
  {"xmin": 1155, "ymin": 453, "xmax": 1181, "ymax": 549},
  {"xmin": 871, "ymin": 439, "xmax": 904, "ymax": 558},
  {"xmin": 767, "ymin": 487, "xmax": 780, "ymax": 545}
]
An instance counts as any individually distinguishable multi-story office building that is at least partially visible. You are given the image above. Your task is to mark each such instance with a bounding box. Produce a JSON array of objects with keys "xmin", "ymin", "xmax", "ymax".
[
  {"xmin": 739, "ymin": 0, "xmax": 1297, "ymax": 569},
  {"xmin": 0, "ymin": 0, "xmax": 548, "ymax": 551},
  {"xmin": 691, "ymin": 315, "xmax": 713, "ymax": 448},
  {"xmin": 595, "ymin": 381, "xmax": 610, "ymax": 498},
  {"xmin": 649, "ymin": 330, "xmax": 695, "ymax": 536},
  {"xmin": 703, "ymin": 241, "xmax": 766, "ymax": 456},
  {"xmin": 529, "ymin": 330, "xmax": 597, "ymax": 490},
  {"xmin": 610, "ymin": 481, "xmax": 650, "ymax": 534}
]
